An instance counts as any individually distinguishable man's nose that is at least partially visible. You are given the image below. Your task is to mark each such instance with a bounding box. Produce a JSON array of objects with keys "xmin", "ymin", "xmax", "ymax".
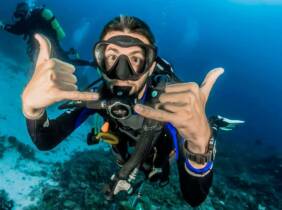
[{"xmin": 115, "ymin": 55, "xmax": 134, "ymax": 80}]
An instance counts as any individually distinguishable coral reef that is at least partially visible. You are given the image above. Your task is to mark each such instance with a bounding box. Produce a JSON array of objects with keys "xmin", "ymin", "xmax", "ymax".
[
  {"xmin": 0, "ymin": 135, "xmax": 35, "ymax": 161},
  {"xmin": 21, "ymin": 145, "xmax": 282, "ymax": 210},
  {"xmin": 7, "ymin": 136, "xmax": 35, "ymax": 160},
  {"xmin": 0, "ymin": 190, "xmax": 14, "ymax": 210},
  {"xmin": 1, "ymin": 134, "xmax": 281, "ymax": 209}
]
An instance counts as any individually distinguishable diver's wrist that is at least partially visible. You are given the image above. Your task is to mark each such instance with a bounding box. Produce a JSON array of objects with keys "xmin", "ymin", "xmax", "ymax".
[
  {"xmin": 22, "ymin": 104, "xmax": 45, "ymax": 120},
  {"xmin": 184, "ymin": 158, "xmax": 213, "ymax": 176},
  {"xmin": 183, "ymin": 127, "xmax": 216, "ymax": 165},
  {"xmin": 187, "ymin": 159, "xmax": 208, "ymax": 168},
  {"xmin": 187, "ymin": 141, "xmax": 208, "ymax": 154},
  {"xmin": 186, "ymin": 126, "xmax": 212, "ymax": 154}
]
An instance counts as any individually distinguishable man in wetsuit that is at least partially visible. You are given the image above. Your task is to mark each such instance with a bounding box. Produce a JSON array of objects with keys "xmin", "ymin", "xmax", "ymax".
[
  {"xmin": 21, "ymin": 16, "xmax": 225, "ymax": 207},
  {"xmin": 0, "ymin": 2, "xmax": 91, "ymax": 67}
]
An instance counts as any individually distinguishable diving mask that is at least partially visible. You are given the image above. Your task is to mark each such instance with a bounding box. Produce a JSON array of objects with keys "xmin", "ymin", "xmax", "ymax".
[
  {"xmin": 14, "ymin": 2, "xmax": 29, "ymax": 19},
  {"xmin": 94, "ymin": 35, "xmax": 157, "ymax": 81}
]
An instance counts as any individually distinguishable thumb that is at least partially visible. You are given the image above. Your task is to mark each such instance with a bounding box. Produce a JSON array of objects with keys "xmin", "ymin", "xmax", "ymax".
[
  {"xmin": 200, "ymin": 67, "xmax": 224, "ymax": 103},
  {"xmin": 35, "ymin": 33, "xmax": 52, "ymax": 68}
]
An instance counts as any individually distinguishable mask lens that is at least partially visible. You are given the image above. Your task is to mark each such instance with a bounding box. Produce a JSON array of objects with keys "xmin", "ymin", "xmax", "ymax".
[
  {"xmin": 94, "ymin": 42, "xmax": 107, "ymax": 71},
  {"xmin": 127, "ymin": 50, "xmax": 146, "ymax": 73},
  {"xmin": 105, "ymin": 53, "xmax": 119, "ymax": 71}
]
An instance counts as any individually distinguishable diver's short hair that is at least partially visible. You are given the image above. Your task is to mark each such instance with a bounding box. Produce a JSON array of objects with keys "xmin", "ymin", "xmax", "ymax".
[{"xmin": 100, "ymin": 15, "xmax": 155, "ymax": 45}]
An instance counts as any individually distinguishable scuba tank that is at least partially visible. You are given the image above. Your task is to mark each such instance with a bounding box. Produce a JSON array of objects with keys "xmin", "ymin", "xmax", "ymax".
[{"xmin": 41, "ymin": 8, "xmax": 66, "ymax": 40}]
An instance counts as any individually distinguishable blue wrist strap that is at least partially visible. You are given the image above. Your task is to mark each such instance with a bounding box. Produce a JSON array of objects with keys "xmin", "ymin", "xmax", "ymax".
[{"xmin": 185, "ymin": 159, "xmax": 213, "ymax": 174}]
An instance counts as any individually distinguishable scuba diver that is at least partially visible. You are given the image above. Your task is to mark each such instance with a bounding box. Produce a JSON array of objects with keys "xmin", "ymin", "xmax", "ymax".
[
  {"xmin": 0, "ymin": 2, "xmax": 92, "ymax": 67},
  {"xmin": 21, "ymin": 16, "xmax": 244, "ymax": 207}
]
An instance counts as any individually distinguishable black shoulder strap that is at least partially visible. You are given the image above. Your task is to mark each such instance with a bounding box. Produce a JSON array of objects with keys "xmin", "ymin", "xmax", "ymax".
[
  {"xmin": 150, "ymin": 57, "xmax": 182, "ymax": 87},
  {"xmin": 155, "ymin": 57, "xmax": 175, "ymax": 73}
]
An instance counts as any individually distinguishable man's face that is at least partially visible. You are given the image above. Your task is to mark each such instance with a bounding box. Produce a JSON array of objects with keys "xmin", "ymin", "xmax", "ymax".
[
  {"xmin": 104, "ymin": 44, "xmax": 145, "ymax": 74},
  {"xmin": 100, "ymin": 31, "xmax": 156, "ymax": 95},
  {"xmin": 14, "ymin": 4, "xmax": 29, "ymax": 21}
]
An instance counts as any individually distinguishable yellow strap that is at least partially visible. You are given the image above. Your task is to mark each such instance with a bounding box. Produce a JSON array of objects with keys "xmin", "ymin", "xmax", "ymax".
[{"xmin": 96, "ymin": 132, "xmax": 119, "ymax": 145}]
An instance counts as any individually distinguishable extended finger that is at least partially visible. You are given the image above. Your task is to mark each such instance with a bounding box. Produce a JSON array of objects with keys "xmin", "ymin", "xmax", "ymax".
[
  {"xmin": 58, "ymin": 91, "xmax": 99, "ymax": 101},
  {"xmin": 200, "ymin": 67, "xmax": 224, "ymax": 102},
  {"xmin": 134, "ymin": 104, "xmax": 175, "ymax": 123},
  {"xmin": 165, "ymin": 82, "xmax": 199, "ymax": 93}
]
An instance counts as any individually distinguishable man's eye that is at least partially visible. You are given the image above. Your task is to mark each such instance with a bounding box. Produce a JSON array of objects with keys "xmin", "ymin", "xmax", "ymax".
[
  {"xmin": 108, "ymin": 55, "xmax": 117, "ymax": 61},
  {"xmin": 105, "ymin": 54, "xmax": 118, "ymax": 70},
  {"xmin": 131, "ymin": 56, "xmax": 143, "ymax": 65}
]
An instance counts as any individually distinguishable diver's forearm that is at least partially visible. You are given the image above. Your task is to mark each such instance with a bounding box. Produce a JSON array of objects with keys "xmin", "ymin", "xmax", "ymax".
[
  {"xmin": 22, "ymin": 103, "xmax": 45, "ymax": 120},
  {"xmin": 178, "ymin": 158, "xmax": 213, "ymax": 207},
  {"xmin": 25, "ymin": 107, "xmax": 92, "ymax": 150},
  {"xmin": 185, "ymin": 128, "xmax": 211, "ymax": 154},
  {"xmin": 3, "ymin": 24, "xmax": 24, "ymax": 35},
  {"xmin": 26, "ymin": 111, "xmax": 64, "ymax": 150}
]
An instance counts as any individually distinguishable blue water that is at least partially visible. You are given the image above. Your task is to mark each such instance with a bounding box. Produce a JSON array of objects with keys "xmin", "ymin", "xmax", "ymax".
[
  {"xmin": 1, "ymin": 0, "xmax": 282, "ymax": 209},
  {"xmin": 4, "ymin": 0, "xmax": 281, "ymax": 146}
]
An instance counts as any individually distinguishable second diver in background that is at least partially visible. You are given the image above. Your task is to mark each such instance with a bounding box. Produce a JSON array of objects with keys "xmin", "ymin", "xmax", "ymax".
[{"xmin": 0, "ymin": 2, "xmax": 93, "ymax": 67}]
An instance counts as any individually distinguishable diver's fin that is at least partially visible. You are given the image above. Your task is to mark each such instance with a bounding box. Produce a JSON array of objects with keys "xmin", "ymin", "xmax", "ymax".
[
  {"xmin": 213, "ymin": 115, "xmax": 245, "ymax": 132},
  {"xmin": 219, "ymin": 127, "xmax": 233, "ymax": 131},
  {"xmin": 218, "ymin": 115, "xmax": 245, "ymax": 124}
]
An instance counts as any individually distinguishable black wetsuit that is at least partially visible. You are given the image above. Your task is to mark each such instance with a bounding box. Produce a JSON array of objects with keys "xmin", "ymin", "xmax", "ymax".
[
  {"xmin": 25, "ymin": 58, "xmax": 213, "ymax": 207},
  {"xmin": 3, "ymin": 8, "xmax": 91, "ymax": 66}
]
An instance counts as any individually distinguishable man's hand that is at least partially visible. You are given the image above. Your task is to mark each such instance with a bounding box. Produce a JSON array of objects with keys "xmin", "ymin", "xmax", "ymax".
[
  {"xmin": 21, "ymin": 34, "xmax": 99, "ymax": 119},
  {"xmin": 134, "ymin": 68, "xmax": 224, "ymax": 154},
  {"xmin": 0, "ymin": 21, "xmax": 5, "ymax": 30}
]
